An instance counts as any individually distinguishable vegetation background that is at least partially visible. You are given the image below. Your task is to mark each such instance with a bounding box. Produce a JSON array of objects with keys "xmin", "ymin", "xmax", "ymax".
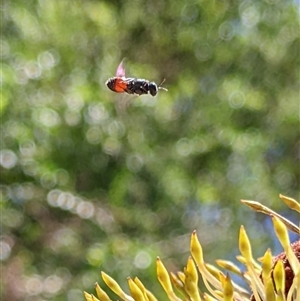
[{"xmin": 1, "ymin": 0, "xmax": 299, "ymax": 300}]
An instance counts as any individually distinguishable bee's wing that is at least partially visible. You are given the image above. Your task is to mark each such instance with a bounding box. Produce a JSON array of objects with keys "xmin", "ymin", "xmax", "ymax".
[{"xmin": 116, "ymin": 60, "xmax": 126, "ymax": 77}]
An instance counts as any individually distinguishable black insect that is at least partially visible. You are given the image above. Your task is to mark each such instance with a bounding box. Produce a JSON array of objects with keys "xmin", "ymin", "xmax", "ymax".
[{"xmin": 106, "ymin": 60, "xmax": 167, "ymax": 97}]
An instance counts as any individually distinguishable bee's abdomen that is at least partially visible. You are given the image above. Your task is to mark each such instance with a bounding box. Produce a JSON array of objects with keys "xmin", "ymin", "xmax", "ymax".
[
  {"xmin": 106, "ymin": 77, "xmax": 128, "ymax": 93},
  {"xmin": 105, "ymin": 78, "xmax": 117, "ymax": 91}
]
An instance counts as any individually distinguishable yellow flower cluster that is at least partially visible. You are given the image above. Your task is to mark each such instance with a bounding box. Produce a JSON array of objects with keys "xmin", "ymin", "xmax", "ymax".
[{"xmin": 84, "ymin": 195, "xmax": 300, "ymax": 301}]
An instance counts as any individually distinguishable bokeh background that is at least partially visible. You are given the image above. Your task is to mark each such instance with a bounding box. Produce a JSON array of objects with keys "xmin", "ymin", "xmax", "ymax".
[{"xmin": 1, "ymin": 0, "xmax": 299, "ymax": 300}]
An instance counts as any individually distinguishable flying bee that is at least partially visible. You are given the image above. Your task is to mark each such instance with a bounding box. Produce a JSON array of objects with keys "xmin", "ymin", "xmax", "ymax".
[{"xmin": 106, "ymin": 60, "xmax": 168, "ymax": 97}]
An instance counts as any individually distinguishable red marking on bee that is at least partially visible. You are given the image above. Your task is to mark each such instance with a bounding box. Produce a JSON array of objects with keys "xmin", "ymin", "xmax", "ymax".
[{"xmin": 105, "ymin": 60, "xmax": 167, "ymax": 97}]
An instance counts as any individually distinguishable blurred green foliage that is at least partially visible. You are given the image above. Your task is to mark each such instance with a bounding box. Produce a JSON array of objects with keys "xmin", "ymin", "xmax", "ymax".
[{"xmin": 1, "ymin": 0, "xmax": 299, "ymax": 300}]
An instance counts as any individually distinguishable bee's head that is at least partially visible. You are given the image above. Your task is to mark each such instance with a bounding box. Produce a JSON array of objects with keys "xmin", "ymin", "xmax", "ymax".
[{"xmin": 148, "ymin": 82, "xmax": 158, "ymax": 96}]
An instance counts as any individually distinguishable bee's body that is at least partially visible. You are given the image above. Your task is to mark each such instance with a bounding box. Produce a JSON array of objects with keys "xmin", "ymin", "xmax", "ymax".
[{"xmin": 105, "ymin": 61, "xmax": 167, "ymax": 97}]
